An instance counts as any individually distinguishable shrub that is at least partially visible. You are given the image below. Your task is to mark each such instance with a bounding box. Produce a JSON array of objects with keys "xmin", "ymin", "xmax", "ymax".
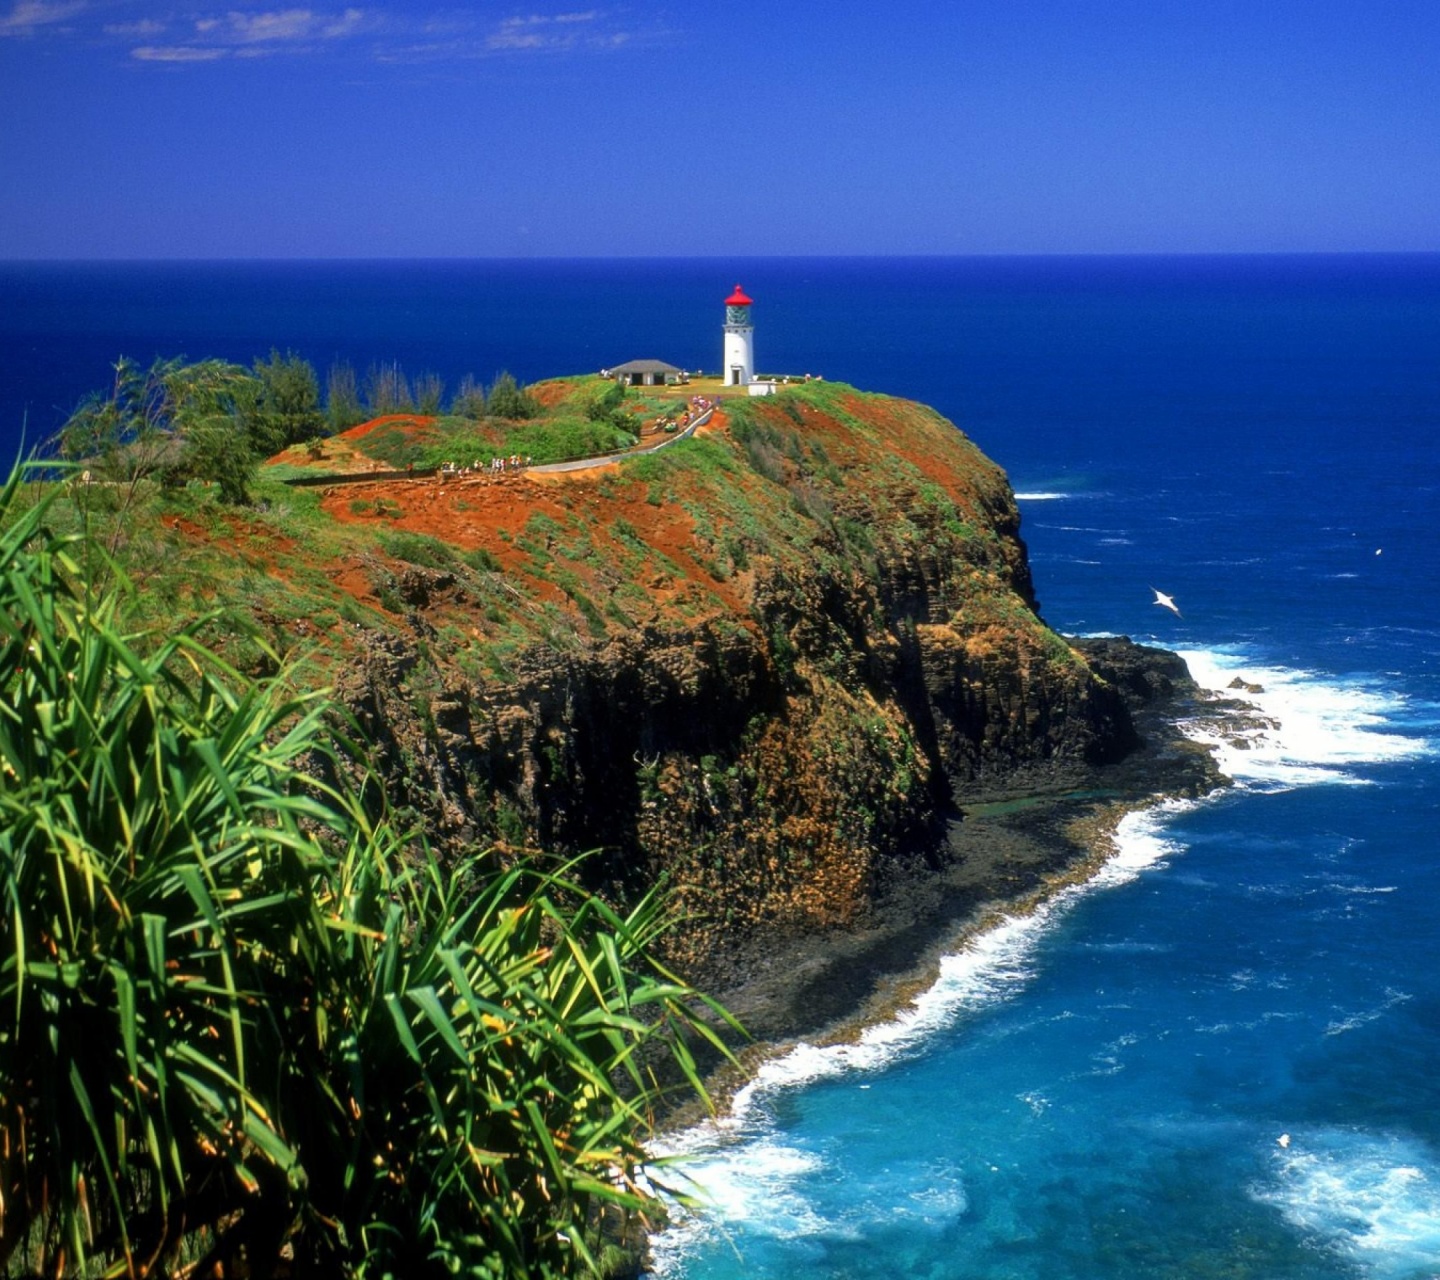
[
  {"xmin": 503, "ymin": 416, "xmax": 631, "ymax": 466},
  {"xmin": 463, "ymin": 545, "xmax": 501, "ymax": 573}
]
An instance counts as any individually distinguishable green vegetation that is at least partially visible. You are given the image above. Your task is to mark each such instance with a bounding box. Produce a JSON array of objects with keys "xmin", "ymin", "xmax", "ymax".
[
  {"xmin": 59, "ymin": 356, "xmax": 261, "ymax": 502},
  {"xmin": 355, "ymin": 412, "xmax": 636, "ymax": 473},
  {"xmin": 0, "ymin": 465, "xmax": 737, "ymax": 1278},
  {"xmin": 244, "ymin": 349, "xmax": 327, "ymax": 456},
  {"xmin": 377, "ymin": 527, "xmax": 459, "ymax": 569},
  {"xmin": 57, "ymin": 353, "xmax": 334, "ymax": 505},
  {"xmin": 507, "ymin": 416, "xmax": 636, "ymax": 464},
  {"xmin": 485, "ymin": 371, "xmax": 540, "ymax": 421},
  {"xmin": 59, "ymin": 357, "xmax": 660, "ymax": 494}
]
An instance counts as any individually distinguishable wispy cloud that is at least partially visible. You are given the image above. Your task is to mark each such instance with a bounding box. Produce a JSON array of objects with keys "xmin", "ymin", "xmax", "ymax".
[
  {"xmin": 4, "ymin": 4, "xmax": 673, "ymax": 61},
  {"xmin": 124, "ymin": 6, "xmax": 379, "ymax": 61},
  {"xmin": 377, "ymin": 8, "xmax": 670, "ymax": 62},
  {"xmin": 487, "ymin": 10, "xmax": 631, "ymax": 51},
  {"xmin": 0, "ymin": 0, "xmax": 88, "ymax": 36},
  {"xmin": 199, "ymin": 8, "xmax": 357, "ymax": 44},
  {"xmin": 322, "ymin": 7, "xmax": 364, "ymax": 38},
  {"xmin": 131, "ymin": 44, "xmax": 227, "ymax": 62},
  {"xmin": 104, "ymin": 19, "xmax": 167, "ymax": 38}
]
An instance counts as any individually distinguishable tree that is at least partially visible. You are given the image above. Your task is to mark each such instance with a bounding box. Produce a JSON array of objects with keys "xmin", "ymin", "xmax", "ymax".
[
  {"xmin": 413, "ymin": 369, "xmax": 445, "ymax": 415},
  {"xmin": 58, "ymin": 355, "xmax": 186, "ymax": 483},
  {"xmin": 241, "ymin": 348, "xmax": 325, "ymax": 456},
  {"xmin": 185, "ymin": 413, "xmax": 257, "ymax": 503},
  {"xmin": 57, "ymin": 356, "xmax": 257, "ymax": 502},
  {"xmin": 486, "ymin": 370, "xmax": 539, "ymax": 420},
  {"xmin": 325, "ymin": 360, "xmax": 365, "ymax": 431},
  {"xmin": 364, "ymin": 361, "xmax": 414, "ymax": 415},
  {"xmin": 451, "ymin": 373, "xmax": 487, "ymax": 418}
]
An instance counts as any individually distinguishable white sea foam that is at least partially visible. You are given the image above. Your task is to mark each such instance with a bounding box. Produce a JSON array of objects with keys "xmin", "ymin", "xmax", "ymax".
[
  {"xmin": 646, "ymin": 1142, "xmax": 969, "ymax": 1272},
  {"xmin": 648, "ymin": 802, "xmax": 1186, "ymax": 1271},
  {"xmin": 651, "ymin": 649, "xmax": 1431, "ymax": 1274},
  {"xmin": 1013, "ymin": 491, "xmax": 1072, "ymax": 501},
  {"xmin": 720, "ymin": 807, "xmax": 1179, "ymax": 1109},
  {"xmin": 659, "ymin": 1138, "xmax": 831, "ymax": 1235},
  {"xmin": 1253, "ymin": 1129, "xmax": 1440, "ymax": 1276},
  {"xmin": 1176, "ymin": 648, "xmax": 1434, "ymax": 789}
]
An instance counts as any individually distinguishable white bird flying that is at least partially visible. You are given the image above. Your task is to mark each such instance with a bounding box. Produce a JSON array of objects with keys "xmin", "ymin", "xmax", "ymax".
[{"xmin": 1152, "ymin": 588, "xmax": 1182, "ymax": 618}]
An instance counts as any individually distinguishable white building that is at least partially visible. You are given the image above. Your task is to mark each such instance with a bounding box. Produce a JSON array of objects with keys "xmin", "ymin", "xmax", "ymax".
[
  {"xmin": 722, "ymin": 285, "xmax": 779, "ymax": 397},
  {"xmin": 722, "ymin": 284, "xmax": 755, "ymax": 387}
]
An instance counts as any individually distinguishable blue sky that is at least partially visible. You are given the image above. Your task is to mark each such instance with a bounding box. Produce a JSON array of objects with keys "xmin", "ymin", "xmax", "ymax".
[{"xmin": 2, "ymin": 1, "xmax": 1438, "ymax": 258}]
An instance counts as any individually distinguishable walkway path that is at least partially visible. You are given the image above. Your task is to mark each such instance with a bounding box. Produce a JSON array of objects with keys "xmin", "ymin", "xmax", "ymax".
[
  {"xmin": 283, "ymin": 405, "xmax": 716, "ymax": 488},
  {"xmin": 528, "ymin": 404, "xmax": 714, "ymax": 474}
]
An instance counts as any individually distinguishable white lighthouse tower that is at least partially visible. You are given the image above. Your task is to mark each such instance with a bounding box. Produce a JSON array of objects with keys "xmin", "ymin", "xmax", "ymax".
[{"xmin": 722, "ymin": 284, "xmax": 755, "ymax": 387}]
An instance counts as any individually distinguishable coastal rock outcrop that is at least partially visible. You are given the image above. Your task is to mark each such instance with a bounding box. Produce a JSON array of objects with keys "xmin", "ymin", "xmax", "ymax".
[{"xmin": 321, "ymin": 382, "xmax": 1204, "ymax": 979}]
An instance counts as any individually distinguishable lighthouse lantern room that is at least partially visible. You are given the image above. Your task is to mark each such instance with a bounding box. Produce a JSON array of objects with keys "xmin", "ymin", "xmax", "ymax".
[{"xmin": 722, "ymin": 284, "xmax": 755, "ymax": 387}]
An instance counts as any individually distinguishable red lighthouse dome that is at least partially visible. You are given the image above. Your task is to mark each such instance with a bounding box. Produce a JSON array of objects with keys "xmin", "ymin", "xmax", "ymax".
[{"xmin": 725, "ymin": 284, "xmax": 753, "ymax": 306}]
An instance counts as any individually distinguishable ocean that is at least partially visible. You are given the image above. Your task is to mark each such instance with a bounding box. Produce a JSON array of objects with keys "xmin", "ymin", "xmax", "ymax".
[{"xmin": 3, "ymin": 255, "xmax": 1438, "ymax": 1278}]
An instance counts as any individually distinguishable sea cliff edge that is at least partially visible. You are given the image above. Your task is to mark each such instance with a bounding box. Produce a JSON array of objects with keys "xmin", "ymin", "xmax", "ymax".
[{"xmin": 88, "ymin": 375, "xmax": 1224, "ymax": 1067}]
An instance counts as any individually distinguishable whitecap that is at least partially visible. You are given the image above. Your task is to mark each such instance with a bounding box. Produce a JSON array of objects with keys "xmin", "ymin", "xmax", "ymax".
[
  {"xmin": 1013, "ymin": 491, "xmax": 1073, "ymax": 501},
  {"xmin": 1077, "ymin": 940, "xmax": 1173, "ymax": 954},
  {"xmin": 1176, "ymin": 648, "xmax": 1434, "ymax": 788},
  {"xmin": 1323, "ymin": 988, "xmax": 1412, "ymax": 1037},
  {"xmin": 643, "ymin": 1137, "xmax": 836, "ymax": 1277},
  {"xmin": 1252, "ymin": 1129, "xmax": 1440, "ymax": 1275}
]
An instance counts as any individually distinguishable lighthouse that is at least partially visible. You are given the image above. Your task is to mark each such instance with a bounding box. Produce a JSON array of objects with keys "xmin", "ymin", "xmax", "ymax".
[{"xmin": 722, "ymin": 284, "xmax": 755, "ymax": 387}]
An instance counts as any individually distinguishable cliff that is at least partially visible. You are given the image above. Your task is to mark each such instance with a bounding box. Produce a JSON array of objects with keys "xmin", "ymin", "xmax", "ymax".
[
  {"xmin": 70, "ymin": 376, "xmax": 1211, "ymax": 1026},
  {"xmin": 249, "ymin": 380, "xmax": 1208, "ymax": 991}
]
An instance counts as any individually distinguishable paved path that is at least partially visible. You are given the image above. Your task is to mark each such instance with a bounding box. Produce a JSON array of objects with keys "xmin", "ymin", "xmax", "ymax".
[
  {"xmin": 282, "ymin": 406, "xmax": 716, "ymax": 488},
  {"xmin": 528, "ymin": 405, "xmax": 714, "ymax": 474}
]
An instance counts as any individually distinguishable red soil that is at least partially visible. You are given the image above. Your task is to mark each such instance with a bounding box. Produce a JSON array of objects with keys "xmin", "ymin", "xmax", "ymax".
[
  {"xmin": 309, "ymin": 407, "xmax": 748, "ymax": 624},
  {"xmin": 337, "ymin": 413, "xmax": 438, "ymax": 441}
]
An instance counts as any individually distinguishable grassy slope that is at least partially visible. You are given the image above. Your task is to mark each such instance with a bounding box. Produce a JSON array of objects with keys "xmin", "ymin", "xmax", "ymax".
[{"xmin": 56, "ymin": 377, "xmax": 1069, "ymax": 685}]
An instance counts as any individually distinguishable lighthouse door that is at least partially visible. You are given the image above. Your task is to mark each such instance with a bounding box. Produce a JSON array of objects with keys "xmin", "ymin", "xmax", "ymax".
[{"xmin": 729, "ymin": 365, "xmax": 743, "ymax": 386}]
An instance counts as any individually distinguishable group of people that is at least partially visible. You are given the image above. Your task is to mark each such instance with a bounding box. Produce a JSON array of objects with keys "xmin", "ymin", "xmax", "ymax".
[
  {"xmin": 435, "ymin": 455, "xmax": 531, "ymax": 480},
  {"xmin": 650, "ymin": 394, "xmax": 716, "ymax": 436}
]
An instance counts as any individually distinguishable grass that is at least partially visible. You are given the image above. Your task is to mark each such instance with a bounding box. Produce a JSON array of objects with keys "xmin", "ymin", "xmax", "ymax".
[{"xmin": 377, "ymin": 528, "xmax": 458, "ymax": 569}]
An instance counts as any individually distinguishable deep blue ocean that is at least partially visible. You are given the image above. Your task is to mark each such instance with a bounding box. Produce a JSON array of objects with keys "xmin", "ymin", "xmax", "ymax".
[{"xmin": 2, "ymin": 256, "xmax": 1438, "ymax": 1278}]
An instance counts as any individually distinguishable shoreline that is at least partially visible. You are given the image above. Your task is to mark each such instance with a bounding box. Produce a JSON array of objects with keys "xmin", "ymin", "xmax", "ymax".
[{"xmin": 664, "ymin": 641, "xmax": 1227, "ymax": 1128}]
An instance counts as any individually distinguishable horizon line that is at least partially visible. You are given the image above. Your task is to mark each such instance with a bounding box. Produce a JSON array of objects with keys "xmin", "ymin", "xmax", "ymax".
[{"xmin": 4, "ymin": 249, "xmax": 1440, "ymax": 267}]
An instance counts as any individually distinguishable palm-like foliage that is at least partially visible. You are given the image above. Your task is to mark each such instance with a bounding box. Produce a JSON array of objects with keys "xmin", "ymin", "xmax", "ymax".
[{"xmin": 0, "ymin": 465, "xmax": 737, "ymax": 1277}]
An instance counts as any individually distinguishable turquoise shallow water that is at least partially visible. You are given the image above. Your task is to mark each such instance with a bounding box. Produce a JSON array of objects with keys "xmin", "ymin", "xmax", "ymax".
[
  {"xmin": 651, "ymin": 654, "xmax": 1439, "ymax": 1279},
  {"xmin": 2, "ymin": 254, "xmax": 1437, "ymax": 1278}
]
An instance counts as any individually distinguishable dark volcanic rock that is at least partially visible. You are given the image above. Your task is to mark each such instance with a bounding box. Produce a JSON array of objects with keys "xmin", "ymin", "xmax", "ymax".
[{"xmin": 325, "ymin": 388, "xmax": 1219, "ymax": 1014}]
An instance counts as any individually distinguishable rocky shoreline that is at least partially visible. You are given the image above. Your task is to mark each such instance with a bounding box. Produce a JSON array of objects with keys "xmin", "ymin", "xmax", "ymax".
[{"xmin": 668, "ymin": 635, "xmax": 1225, "ymax": 1112}]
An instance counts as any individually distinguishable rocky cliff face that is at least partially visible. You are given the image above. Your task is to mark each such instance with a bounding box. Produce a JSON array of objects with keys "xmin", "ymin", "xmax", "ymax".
[{"xmin": 319, "ymin": 381, "xmax": 1174, "ymax": 971}]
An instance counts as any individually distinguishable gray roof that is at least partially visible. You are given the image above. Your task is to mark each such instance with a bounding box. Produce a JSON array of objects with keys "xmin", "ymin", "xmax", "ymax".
[{"xmin": 609, "ymin": 359, "xmax": 682, "ymax": 375}]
